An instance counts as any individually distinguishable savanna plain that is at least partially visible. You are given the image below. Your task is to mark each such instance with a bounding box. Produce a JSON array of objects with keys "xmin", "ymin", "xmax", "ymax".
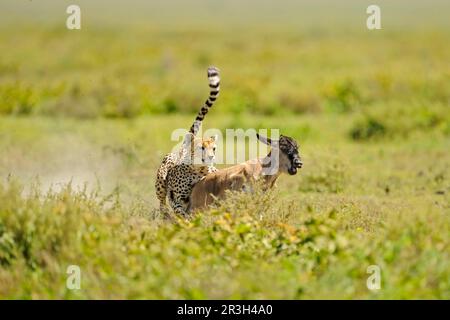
[{"xmin": 0, "ymin": 0, "xmax": 448, "ymax": 299}]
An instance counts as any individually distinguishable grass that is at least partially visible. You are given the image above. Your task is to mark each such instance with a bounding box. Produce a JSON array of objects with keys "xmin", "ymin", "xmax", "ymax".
[
  {"xmin": 0, "ymin": 177, "xmax": 448, "ymax": 299},
  {"xmin": 0, "ymin": 0, "xmax": 449, "ymax": 299},
  {"xmin": 0, "ymin": 115, "xmax": 448, "ymax": 299}
]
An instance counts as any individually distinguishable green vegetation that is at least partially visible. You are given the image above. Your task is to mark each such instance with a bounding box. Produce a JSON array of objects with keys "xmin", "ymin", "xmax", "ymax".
[
  {"xmin": 0, "ymin": 114, "xmax": 448, "ymax": 299},
  {"xmin": 1, "ymin": 179, "xmax": 449, "ymax": 299},
  {"xmin": 0, "ymin": 0, "xmax": 449, "ymax": 299}
]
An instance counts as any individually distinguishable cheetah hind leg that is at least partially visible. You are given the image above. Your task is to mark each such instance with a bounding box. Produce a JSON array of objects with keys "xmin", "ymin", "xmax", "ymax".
[
  {"xmin": 168, "ymin": 192, "xmax": 192, "ymax": 219},
  {"xmin": 155, "ymin": 180, "xmax": 172, "ymax": 220}
]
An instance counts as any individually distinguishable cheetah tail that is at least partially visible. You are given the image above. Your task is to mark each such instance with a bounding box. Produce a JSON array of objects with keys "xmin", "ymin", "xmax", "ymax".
[{"xmin": 189, "ymin": 66, "xmax": 220, "ymax": 136}]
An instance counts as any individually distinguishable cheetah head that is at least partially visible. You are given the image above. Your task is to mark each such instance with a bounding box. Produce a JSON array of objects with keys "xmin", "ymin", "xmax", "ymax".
[
  {"xmin": 197, "ymin": 134, "xmax": 218, "ymax": 165},
  {"xmin": 183, "ymin": 133, "xmax": 218, "ymax": 165}
]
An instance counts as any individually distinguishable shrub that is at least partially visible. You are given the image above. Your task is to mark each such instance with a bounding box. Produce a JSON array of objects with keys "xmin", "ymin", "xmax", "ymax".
[
  {"xmin": 350, "ymin": 117, "xmax": 387, "ymax": 141},
  {"xmin": 324, "ymin": 80, "xmax": 361, "ymax": 113},
  {"xmin": 349, "ymin": 102, "xmax": 450, "ymax": 141}
]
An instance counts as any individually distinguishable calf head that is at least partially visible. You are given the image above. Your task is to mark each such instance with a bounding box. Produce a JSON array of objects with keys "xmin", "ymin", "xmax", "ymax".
[{"xmin": 257, "ymin": 133, "xmax": 303, "ymax": 175}]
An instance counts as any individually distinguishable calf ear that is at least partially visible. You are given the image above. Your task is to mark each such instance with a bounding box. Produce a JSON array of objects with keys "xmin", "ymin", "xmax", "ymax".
[
  {"xmin": 256, "ymin": 133, "xmax": 271, "ymax": 145},
  {"xmin": 210, "ymin": 134, "xmax": 219, "ymax": 142},
  {"xmin": 256, "ymin": 133, "xmax": 278, "ymax": 147}
]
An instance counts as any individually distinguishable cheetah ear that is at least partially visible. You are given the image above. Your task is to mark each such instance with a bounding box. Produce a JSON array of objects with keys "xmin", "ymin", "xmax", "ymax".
[
  {"xmin": 256, "ymin": 133, "xmax": 279, "ymax": 147},
  {"xmin": 210, "ymin": 134, "xmax": 218, "ymax": 142}
]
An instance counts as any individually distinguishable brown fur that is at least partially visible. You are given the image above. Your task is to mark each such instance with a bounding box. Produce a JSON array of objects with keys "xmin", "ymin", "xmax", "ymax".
[{"xmin": 188, "ymin": 134, "xmax": 302, "ymax": 212}]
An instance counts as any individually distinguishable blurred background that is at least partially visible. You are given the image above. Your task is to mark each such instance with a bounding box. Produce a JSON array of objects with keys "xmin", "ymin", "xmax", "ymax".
[
  {"xmin": 0, "ymin": 0, "xmax": 448, "ymax": 195},
  {"xmin": 1, "ymin": 0, "xmax": 448, "ymax": 117}
]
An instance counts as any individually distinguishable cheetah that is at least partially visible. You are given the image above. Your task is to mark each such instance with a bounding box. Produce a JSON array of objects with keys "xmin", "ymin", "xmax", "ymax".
[
  {"xmin": 155, "ymin": 66, "xmax": 220, "ymax": 215},
  {"xmin": 166, "ymin": 133, "xmax": 218, "ymax": 216}
]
